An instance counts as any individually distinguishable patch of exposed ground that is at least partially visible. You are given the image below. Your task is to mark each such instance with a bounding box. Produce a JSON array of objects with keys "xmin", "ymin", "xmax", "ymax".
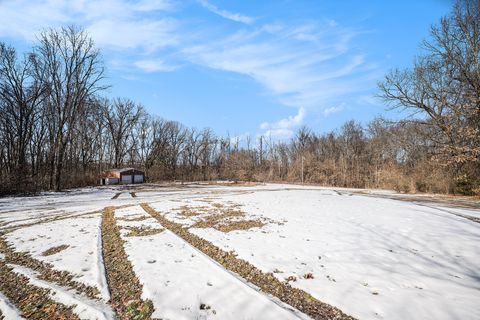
[
  {"xmin": 0, "ymin": 236, "xmax": 100, "ymax": 300},
  {"xmin": 117, "ymin": 215, "xmax": 149, "ymax": 222},
  {"xmin": 123, "ymin": 226, "xmax": 164, "ymax": 237},
  {"xmin": 0, "ymin": 260, "xmax": 79, "ymax": 319},
  {"xmin": 41, "ymin": 244, "xmax": 69, "ymax": 256},
  {"xmin": 130, "ymin": 192, "xmax": 137, "ymax": 198},
  {"xmin": 141, "ymin": 203, "xmax": 354, "ymax": 320},
  {"xmin": 178, "ymin": 202, "xmax": 268, "ymax": 233},
  {"xmin": 111, "ymin": 193, "xmax": 122, "ymax": 200},
  {"xmin": 175, "ymin": 205, "xmax": 206, "ymax": 218},
  {"xmin": 101, "ymin": 206, "xmax": 154, "ymax": 320}
]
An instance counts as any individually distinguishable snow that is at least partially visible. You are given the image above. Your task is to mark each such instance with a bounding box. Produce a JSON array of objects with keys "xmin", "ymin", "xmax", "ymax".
[
  {"xmin": 154, "ymin": 188, "xmax": 480, "ymax": 320},
  {"xmin": 1, "ymin": 184, "xmax": 479, "ymax": 320},
  {"xmin": 115, "ymin": 205, "xmax": 308, "ymax": 320},
  {"xmin": 0, "ymin": 292, "xmax": 23, "ymax": 320},
  {"xmin": 6, "ymin": 213, "xmax": 111, "ymax": 301}
]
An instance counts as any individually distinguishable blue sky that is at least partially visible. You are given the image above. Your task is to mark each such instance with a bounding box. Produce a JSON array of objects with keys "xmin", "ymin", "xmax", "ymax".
[{"xmin": 0, "ymin": 0, "xmax": 452, "ymax": 140}]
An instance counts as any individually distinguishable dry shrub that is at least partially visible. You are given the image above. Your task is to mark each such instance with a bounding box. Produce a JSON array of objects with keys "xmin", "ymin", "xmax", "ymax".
[
  {"xmin": 41, "ymin": 245, "xmax": 69, "ymax": 256},
  {"xmin": 377, "ymin": 164, "xmax": 413, "ymax": 193},
  {"xmin": 124, "ymin": 226, "xmax": 164, "ymax": 237},
  {"xmin": 188, "ymin": 203, "xmax": 267, "ymax": 233}
]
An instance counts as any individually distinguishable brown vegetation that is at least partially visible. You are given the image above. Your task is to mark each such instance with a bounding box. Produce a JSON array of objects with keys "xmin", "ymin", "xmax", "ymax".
[
  {"xmin": 101, "ymin": 206, "xmax": 154, "ymax": 319},
  {"xmin": 0, "ymin": 236, "xmax": 100, "ymax": 299},
  {"xmin": 177, "ymin": 202, "xmax": 268, "ymax": 233},
  {"xmin": 123, "ymin": 226, "xmax": 164, "ymax": 237},
  {"xmin": 41, "ymin": 244, "xmax": 70, "ymax": 256},
  {"xmin": 0, "ymin": 260, "xmax": 79, "ymax": 319}
]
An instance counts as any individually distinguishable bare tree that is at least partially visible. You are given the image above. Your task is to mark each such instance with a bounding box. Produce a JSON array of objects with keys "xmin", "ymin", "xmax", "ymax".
[
  {"xmin": 33, "ymin": 26, "xmax": 106, "ymax": 190},
  {"xmin": 102, "ymin": 98, "xmax": 144, "ymax": 168},
  {"xmin": 378, "ymin": 0, "xmax": 480, "ymax": 190},
  {"xmin": 0, "ymin": 43, "xmax": 45, "ymax": 191}
]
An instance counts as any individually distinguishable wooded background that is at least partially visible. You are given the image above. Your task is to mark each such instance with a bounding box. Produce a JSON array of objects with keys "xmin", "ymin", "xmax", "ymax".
[{"xmin": 0, "ymin": 0, "xmax": 478, "ymax": 195}]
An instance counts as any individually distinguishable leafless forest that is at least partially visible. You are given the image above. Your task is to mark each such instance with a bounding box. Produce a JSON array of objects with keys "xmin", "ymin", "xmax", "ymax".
[{"xmin": 0, "ymin": 0, "xmax": 479, "ymax": 196}]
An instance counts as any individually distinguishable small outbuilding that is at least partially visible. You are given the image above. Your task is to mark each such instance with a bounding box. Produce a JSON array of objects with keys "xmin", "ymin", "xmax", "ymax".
[{"xmin": 100, "ymin": 168, "xmax": 145, "ymax": 185}]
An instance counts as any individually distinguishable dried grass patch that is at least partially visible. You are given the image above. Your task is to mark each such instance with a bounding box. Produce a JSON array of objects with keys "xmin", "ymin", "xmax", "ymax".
[
  {"xmin": 124, "ymin": 226, "xmax": 164, "ymax": 237},
  {"xmin": 215, "ymin": 220, "xmax": 266, "ymax": 233},
  {"xmin": 190, "ymin": 204, "xmax": 267, "ymax": 233},
  {"xmin": 174, "ymin": 205, "xmax": 207, "ymax": 218},
  {"xmin": 41, "ymin": 244, "xmax": 69, "ymax": 256},
  {"xmin": 111, "ymin": 192, "xmax": 122, "ymax": 200},
  {"xmin": 117, "ymin": 215, "xmax": 149, "ymax": 222},
  {"xmin": 101, "ymin": 206, "xmax": 154, "ymax": 319},
  {"xmin": 0, "ymin": 260, "xmax": 79, "ymax": 319}
]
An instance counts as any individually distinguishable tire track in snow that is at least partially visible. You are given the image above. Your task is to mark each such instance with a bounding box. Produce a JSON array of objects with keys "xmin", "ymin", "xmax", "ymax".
[{"xmin": 100, "ymin": 206, "xmax": 154, "ymax": 320}]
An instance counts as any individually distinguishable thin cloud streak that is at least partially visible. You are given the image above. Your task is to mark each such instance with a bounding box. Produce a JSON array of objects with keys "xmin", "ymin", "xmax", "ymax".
[
  {"xmin": 134, "ymin": 59, "xmax": 180, "ymax": 72},
  {"xmin": 182, "ymin": 23, "xmax": 377, "ymax": 114},
  {"xmin": 198, "ymin": 0, "xmax": 254, "ymax": 24},
  {"xmin": 0, "ymin": 0, "xmax": 179, "ymax": 68}
]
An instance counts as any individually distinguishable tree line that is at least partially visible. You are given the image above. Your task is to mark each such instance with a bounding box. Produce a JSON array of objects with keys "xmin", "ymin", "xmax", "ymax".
[{"xmin": 0, "ymin": 0, "xmax": 478, "ymax": 195}]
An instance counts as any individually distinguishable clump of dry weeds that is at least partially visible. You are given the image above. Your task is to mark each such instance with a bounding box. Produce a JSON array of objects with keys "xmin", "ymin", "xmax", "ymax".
[
  {"xmin": 41, "ymin": 244, "xmax": 69, "ymax": 256},
  {"xmin": 190, "ymin": 203, "xmax": 267, "ymax": 233},
  {"xmin": 117, "ymin": 215, "xmax": 149, "ymax": 222},
  {"xmin": 124, "ymin": 226, "xmax": 164, "ymax": 237}
]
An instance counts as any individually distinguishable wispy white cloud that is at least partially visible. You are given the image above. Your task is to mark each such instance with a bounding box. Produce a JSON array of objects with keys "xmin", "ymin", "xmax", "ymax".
[
  {"xmin": 0, "ymin": 0, "xmax": 177, "ymax": 58},
  {"xmin": 260, "ymin": 107, "xmax": 306, "ymax": 139},
  {"xmin": 198, "ymin": 0, "xmax": 254, "ymax": 24},
  {"xmin": 134, "ymin": 59, "xmax": 180, "ymax": 72},
  {"xmin": 182, "ymin": 23, "xmax": 375, "ymax": 114},
  {"xmin": 323, "ymin": 103, "xmax": 345, "ymax": 116},
  {"xmin": 0, "ymin": 0, "xmax": 179, "ymax": 76},
  {"xmin": 87, "ymin": 18, "xmax": 178, "ymax": 52}
]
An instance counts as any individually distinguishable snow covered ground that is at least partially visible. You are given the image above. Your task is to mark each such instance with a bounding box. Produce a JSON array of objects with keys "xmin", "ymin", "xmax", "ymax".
[
  {"xmin": 115, "ymin": 205, "xmax": 306, "ymax": 320},
  {"xmin": 0, "ymin": 183, "xmax": 479, "ymax": 319}
]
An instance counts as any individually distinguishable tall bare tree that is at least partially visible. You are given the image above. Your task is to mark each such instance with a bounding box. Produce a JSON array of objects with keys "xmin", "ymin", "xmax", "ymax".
[
  {"xmin": 33, "ymin": 26, "xmax": 106, "ymax": 190},
  {"xmin": 0, "ymin": 43, "xmax": 45, "ymax": 190},
  {"xmin": 103, "ymin": 98, "xmax": 144, "ymax": 168},
  {"xmin": 378, "ymin": 0, "xmax": 480, "ymax": 191}
]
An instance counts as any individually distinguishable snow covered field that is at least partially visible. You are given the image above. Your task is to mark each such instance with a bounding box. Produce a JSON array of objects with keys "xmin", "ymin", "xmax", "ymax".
[{"xmin": 0, "ymin": 183, "xmax": 479, "ymax": 319}]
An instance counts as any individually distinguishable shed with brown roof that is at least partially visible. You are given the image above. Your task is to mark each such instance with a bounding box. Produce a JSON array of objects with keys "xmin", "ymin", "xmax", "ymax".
[{"xmin": 100, "ymin": 168, "xmax": 145, "ymax": 185}]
